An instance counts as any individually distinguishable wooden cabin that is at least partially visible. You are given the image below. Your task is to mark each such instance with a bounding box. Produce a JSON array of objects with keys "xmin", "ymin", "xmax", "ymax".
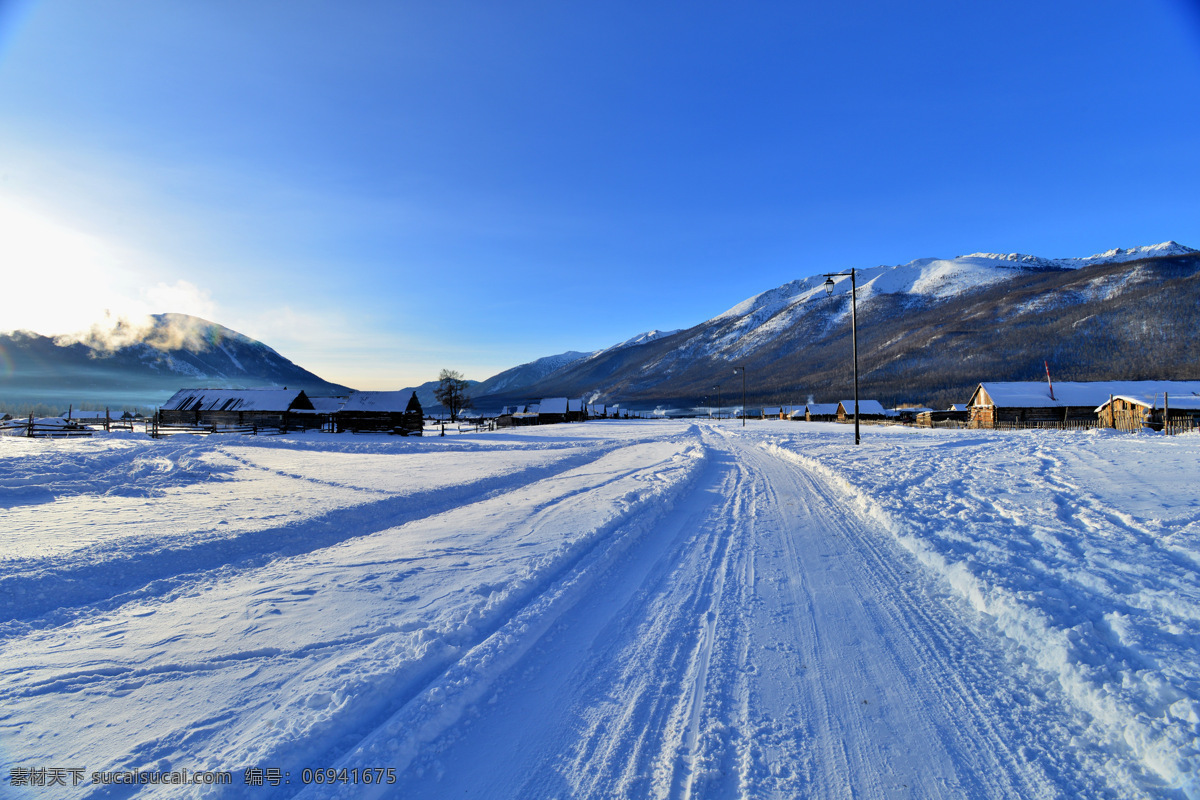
[
  {"xmin": 836, "ymin": 400, "xmax": 888, "ymax": 422},
  {"xmin": 805, "ymin": 403, "xmax": 840, "ymax": 422},
  {"xmin": 1094, "ymin": 392, "xmax": 1200, "ymax": 432},
  {"xmin": 915, "ymin": 409, "xmax": 968, "ymax": 428},
  {"xmin": 336, "ymin": 391, "xmax": 423, "ymax": 435},
  {"xmin": 538, "ymin": 397, "xmax": 569, "ymax": 424},
  {"xmin": 160, "ymin": 388, "xmax": 315, "ymax": 429},
  {"xmin": 967, "ymin": 381, "xmax": 1200, "ymax": 429},
  {"xmin": 496, "ymin": 404, "xmax": 540, "ymax": 427},
  {"xmin": 567, "ymin": 398, "xmax": 585, "ymax": 422}
]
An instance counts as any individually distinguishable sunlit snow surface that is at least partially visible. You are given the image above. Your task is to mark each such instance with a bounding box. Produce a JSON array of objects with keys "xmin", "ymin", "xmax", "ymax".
[{"xmin": 1, "ymin": 422, "xmax": 1197, "ymax": 798}]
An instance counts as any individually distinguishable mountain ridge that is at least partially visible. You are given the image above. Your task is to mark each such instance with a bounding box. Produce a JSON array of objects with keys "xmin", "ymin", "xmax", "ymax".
[{"xmin": 462, "ymin": 242, "xmax": 1200, "ymax": 411}]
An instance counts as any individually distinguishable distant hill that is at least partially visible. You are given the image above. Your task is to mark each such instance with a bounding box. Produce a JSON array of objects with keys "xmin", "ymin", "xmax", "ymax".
[
  {"xmin": 462, "ymin": 242, "xmax": 1200, "ymax": 411},
  {"xmin": 0, "ymin": 313, "xmax": 349, "ymax": 413}
]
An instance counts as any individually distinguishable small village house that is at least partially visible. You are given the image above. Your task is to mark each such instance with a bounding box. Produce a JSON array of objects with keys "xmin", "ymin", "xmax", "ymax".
[
  {"xmin": 836, "ymin": 400, "xmax": 888, "ymax": 423},
  {"xmin": 537, "ymin": 397, "xmax": 569, "ymax": 425},
  {"xmin": 1093, "ymin": 391, "xmax": 1200, "ymax": 432},
  {"xmin": 915, "ymin": 408, "xmax": 968, "ymax": 428},
  {"xmin": 804, "ymin": 403, "xmax": 840, "ymax": 422}
]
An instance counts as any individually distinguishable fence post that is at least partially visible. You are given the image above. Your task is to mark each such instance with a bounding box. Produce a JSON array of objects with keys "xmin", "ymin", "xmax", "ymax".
[
  {"xmin": 1164, "ymin": 392, "xmax": 1170, "ymax": 436},
  {"xmin": 27, "ymin": 413, "xmax": 33, "ymax": 438}
]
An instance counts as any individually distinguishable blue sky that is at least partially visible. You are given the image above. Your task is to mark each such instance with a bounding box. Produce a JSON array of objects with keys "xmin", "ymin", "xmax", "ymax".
[{"xmin": 1, "ymin": 1, "xmax": 1199, "ymax": 389}]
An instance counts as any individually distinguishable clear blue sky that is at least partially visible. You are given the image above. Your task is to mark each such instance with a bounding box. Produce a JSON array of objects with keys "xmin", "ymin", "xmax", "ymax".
[{"xmin": 2, "ymin": 1, "xmax": 1199, "ymax": 389}]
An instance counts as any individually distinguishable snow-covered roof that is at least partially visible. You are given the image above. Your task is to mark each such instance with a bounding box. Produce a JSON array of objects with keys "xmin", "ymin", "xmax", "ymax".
[
  {"xmin": 498, "ymin": 404, "xmax": 536, "ymax": 416},
  {"xmin": 806, "ymin": 403, "xmax": 840, "ymax": 415},
  {"xmin": 567, "ymin": 399, "xmax": 582, "ymax": 412},
  {"xmin": 307, "ymin": 396, "xmax": 346, "ymax": 413},
  {"xmin": 539, "ymin": 397, "xmax": 569, "ymax": 415},
  {"xmin": 162, "ymin": 388, "xmax": 313, "ymax": 412},
  {"xmin": 837, "ymin": 400, "xmax": 888, "ymax": 416},
  {"xmin": 974, "ymin": 381, "xmax": 1200, "ymax": 409},
  {"xmin": 762, "ymin": 407, "xmax": 782, "ymax": 415},
  {"xmin": 340, "ymin": 391, "xmax": 414, "ymax": 413}
]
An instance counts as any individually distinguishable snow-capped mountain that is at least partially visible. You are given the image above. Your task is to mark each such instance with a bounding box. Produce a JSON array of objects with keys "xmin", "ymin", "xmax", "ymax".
[
  {"xmin": 472, "ymin": 351, "xmax": 593, "ymax": 397},
  {"xmin": 1, "ymin": 314, "xmax": 348, "ymax": 411},
  {"xmin": 470, "ymin": 242, "xmax": 1200, "ymax": 410}
]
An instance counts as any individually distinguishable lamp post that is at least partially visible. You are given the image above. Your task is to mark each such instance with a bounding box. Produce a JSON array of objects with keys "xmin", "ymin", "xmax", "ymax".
[
  {"xmin": 733, "ymin": 366, "xmax": 746, "ymax": 427},
  {"xmin": 823, "ymin": 269, "xmax": 860, "ymax": 445},
  {"xmin": 714, "ymin": 384, "xmax": 722, "ymax": 421}
]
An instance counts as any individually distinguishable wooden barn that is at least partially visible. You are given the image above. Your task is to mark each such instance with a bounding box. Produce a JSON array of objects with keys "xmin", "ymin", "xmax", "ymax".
[
  {"xmin": 160, "ymin": 388, "xmax": 316, "ymax": 429},
  {"xmin": 336, "ymin": 391, "xmax": 423, "ymax": 435},
  {"xmin": 836, "ymin": 400, "xmax": 888, "ymax": 422},
  {"xmin": 567, "ymin": 399, "xmax": 584, "ymax": 422},
  {"xmin": 967, "ymin": 381, "xmax": 1200, "ymax": 429}
]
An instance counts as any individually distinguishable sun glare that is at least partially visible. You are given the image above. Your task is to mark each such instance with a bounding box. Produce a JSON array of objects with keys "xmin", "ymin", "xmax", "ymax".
[{"xmin": 0, "ymin": 196, "xmax": 215, "ymax": 338}]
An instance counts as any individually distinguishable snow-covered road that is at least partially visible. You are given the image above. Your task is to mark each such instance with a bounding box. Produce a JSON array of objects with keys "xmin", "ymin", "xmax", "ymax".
[{"xmin": 2, "ymin": 422, "xmax": 1197, "ymax": 798}]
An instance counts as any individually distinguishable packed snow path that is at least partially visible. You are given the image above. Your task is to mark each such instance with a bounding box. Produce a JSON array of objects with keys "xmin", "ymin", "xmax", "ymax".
[{"xmin": 2, "ymin": 422, "xmax": 1197, "ymax": 798}]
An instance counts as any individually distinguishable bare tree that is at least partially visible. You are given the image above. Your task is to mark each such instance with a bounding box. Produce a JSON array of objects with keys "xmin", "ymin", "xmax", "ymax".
[{"xmin": 434, "ymin": 369, "xmax": 472, "ymax": 422}]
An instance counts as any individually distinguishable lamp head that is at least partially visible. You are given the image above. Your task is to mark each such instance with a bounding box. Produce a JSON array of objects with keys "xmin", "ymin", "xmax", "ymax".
[{"xmin": 824, "ymin": 276, "xmax": 835, "ymax": 296}]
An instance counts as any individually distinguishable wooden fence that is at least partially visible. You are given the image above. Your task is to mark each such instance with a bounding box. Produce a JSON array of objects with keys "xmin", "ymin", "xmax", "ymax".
[
  {"xmin": 992, "ymin": 419, "xmax": 1100, "ymax": 432},
  {"xmin": 148, "ymin": 420, "xmax": 275, "ymax": 439},
  {"xmin": 0, "ymin": 418, "xmax": 93, "ymax": 438}
]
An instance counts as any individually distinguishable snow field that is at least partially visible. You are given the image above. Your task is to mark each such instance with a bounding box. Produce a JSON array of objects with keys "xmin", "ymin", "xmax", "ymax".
[
  {"xmin": 1, "ymin": 424, "xmax": 707, "ymax": 796},
  {"xmin": 1, "ymin": 420, "xmax": 1197, "ymax": 798}
]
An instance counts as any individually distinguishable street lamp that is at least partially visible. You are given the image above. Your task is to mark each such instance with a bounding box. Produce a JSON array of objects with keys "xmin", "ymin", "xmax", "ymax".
[
  {"xmin": 823, "ymin": 269, "xmax": 860, "ymax": 445},
  {"xmin": 733, "ymin": 366, "xmax": 746, "ymax": 427},
  {"xmin": 713, "ymin": 384, "xmax": 722, "ymax": 421}
]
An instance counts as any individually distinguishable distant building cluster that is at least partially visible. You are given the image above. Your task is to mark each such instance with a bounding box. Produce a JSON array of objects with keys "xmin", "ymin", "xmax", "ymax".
[
  {"xmin": 494, "ymin": 398, "xmax": 633, "ymax": 427},
  {"xmin": 771, "ymin": 380, "xmax": 1200, "ymax": 434}
]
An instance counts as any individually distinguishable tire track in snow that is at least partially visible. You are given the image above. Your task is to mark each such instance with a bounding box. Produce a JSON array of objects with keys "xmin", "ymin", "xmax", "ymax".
[
  {"xmin": 315, "ymin": 425, "xmax": 1108, "ymax": 799},
  {"xmin": 761, "ymin": 439, "xmax": 1136, "ymax": 799}
]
